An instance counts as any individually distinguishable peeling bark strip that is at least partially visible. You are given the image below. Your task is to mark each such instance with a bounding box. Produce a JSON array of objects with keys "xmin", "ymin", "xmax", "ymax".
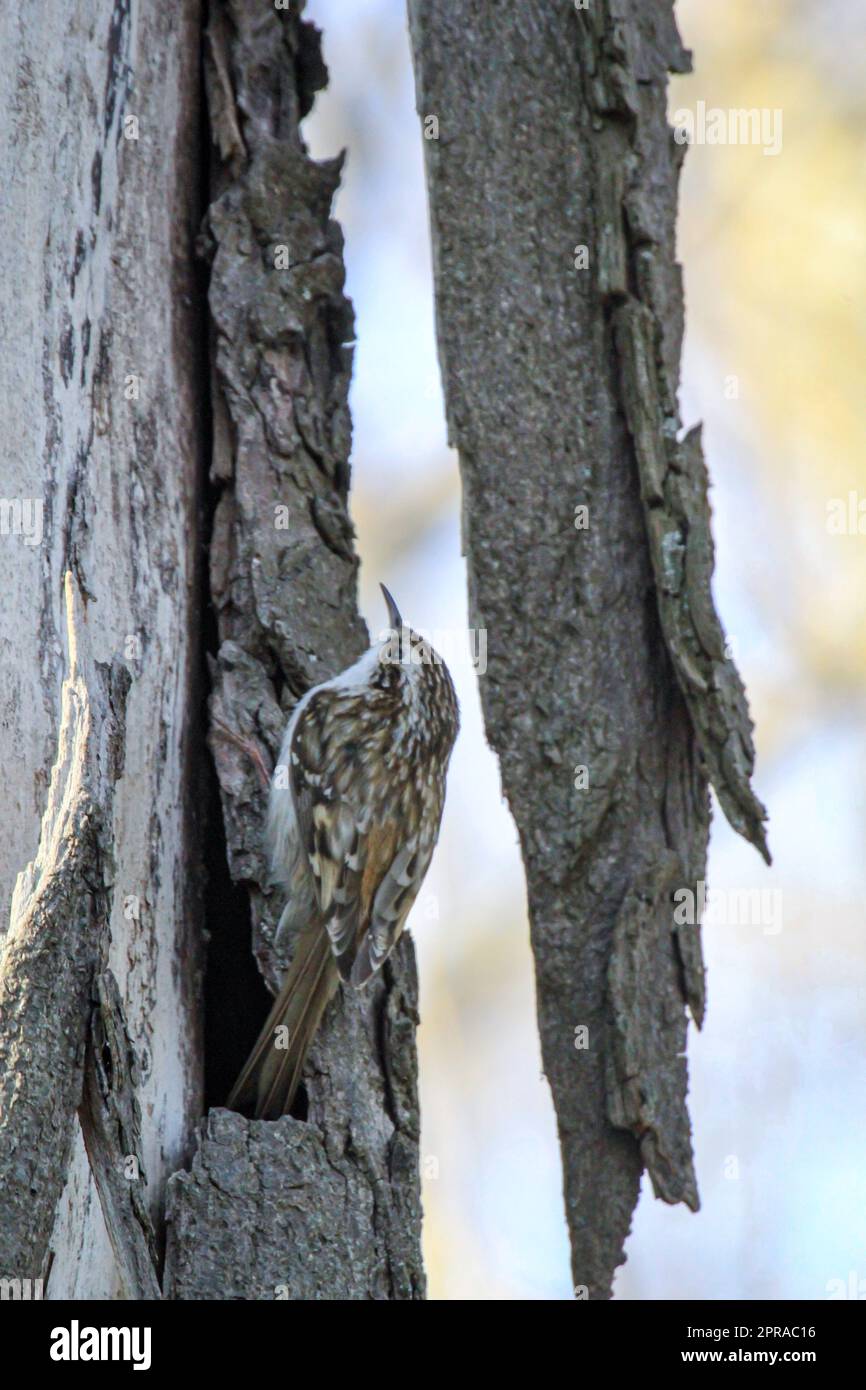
[
  {"xmin": 165, "ymin": 1, "xmax": 425, "ymax": 1298},
  {"xmin": 0, "ymin": 576, "xmax": 129, "ymax": 1282},
  {"xmin": 409, "ymin": 1, "xmax": 765, "ymax": 1297},
  {"xmin": 576, "ymin": 9, "xmax": 768, "ymax": 859},
  {"xmin": 79, "ymin": 970, "xmax": 161, "ymax": 1300},
  {"xmin": 612, "ymin": 287, "xmax": 769, "ymax": 864}
]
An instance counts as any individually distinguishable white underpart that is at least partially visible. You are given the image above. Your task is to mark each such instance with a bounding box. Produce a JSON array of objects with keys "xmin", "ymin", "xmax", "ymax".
[{"xmin": 267, "ymin": 643, "xmax": 384, "ymax": 884}]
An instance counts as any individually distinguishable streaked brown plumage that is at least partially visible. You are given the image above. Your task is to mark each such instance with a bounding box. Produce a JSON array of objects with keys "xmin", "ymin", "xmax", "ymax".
[{"xmin": 227, "ymin": 586, "xmax": 459, "ymax": 1119}]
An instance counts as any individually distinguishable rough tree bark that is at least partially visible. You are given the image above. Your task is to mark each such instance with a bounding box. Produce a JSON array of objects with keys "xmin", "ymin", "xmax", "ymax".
[
  {"xmin": 164, "ymin": 0, "xmax": 425, "ymax": 1301},
  {"xmin": 1, "ymin": 0, "xmax": 769, "ymax": 1304},
  {"xmin": 0, "ymin": 0, "xmax": 424, "ymax": 1300},
  {"xmin": 408, "ymin": 0, "xmax": 768, "ymax": 1299}
]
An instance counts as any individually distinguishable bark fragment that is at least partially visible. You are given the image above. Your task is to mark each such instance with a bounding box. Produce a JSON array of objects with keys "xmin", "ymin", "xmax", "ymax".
[
  {"xmin": 79, "ymin": 969, "xmax": 162, "ymax": 1300},
  {"xmin": 408, "ymin": 0, "xmax": 764, "ymax": 1296},
  {"xmin": 0, "ymin": 576, "xmax": 129, "ymax": 1281},
  {"xmin": 613, "ymin": 310, "xmax": 770, "ymax": 863}
]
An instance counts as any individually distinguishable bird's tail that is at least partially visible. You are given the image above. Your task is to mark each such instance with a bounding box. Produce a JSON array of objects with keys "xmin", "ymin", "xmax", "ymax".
[{"xmin": 227, "ymin": 927, "xmax": 339, "ymax": 1120}]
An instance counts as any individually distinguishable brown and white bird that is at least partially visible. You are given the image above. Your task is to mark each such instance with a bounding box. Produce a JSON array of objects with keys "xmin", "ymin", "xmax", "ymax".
[{"xmin": 228, "ymin": 585, "xmax": 459, "ymax": 1119}]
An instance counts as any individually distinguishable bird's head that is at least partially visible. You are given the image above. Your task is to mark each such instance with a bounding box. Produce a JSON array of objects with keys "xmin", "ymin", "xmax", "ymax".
[
  {"xmin": 372, "ymin": 584, "xmax": 460, "ymax": 750},
  {"xmin": 376, "ymin": 583, "xmax": 431, "ymax": 667}
]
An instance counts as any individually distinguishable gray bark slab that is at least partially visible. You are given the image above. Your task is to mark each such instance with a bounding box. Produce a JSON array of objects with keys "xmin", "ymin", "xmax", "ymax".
[
  {"xmin": 0, "ymin": 1, "xmax": 204, "ymax": 1296},
  {"xmin": 407, "ymin": 0, "xmax": 768, "ymax": 1298}
]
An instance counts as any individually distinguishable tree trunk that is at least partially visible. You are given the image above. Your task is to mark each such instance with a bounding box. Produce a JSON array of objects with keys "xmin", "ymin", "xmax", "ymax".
[
  {"xmin": 0, "ymin": 0, "xmax": 204, "ymax": 1298},
  {"xmin": 407, "ymin": 0, "xmax": 768, "ymax": 1299},
  {"xmin": 163, "ymin": 0, "xmax": 424, "ymax": 1301},
  {"xmin": 0, "ymin": 0, "xmax": 424, "ymax": 1301},
  {"xmin": 1, "ymin": 0, "xmax": 770, "ymax": 1303}
]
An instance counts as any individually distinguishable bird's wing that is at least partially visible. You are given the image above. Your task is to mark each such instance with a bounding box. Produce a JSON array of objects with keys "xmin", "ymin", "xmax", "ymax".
[
  {"xmin": 349, "ymin": 831, "xmax": 437, "ymax": 986},
  {"xmin": 289, "ymin": 687, "xmax": 393, "ymax": 980},
  {"xmin": 290, "ymin": 686, "xmax": 441, "ymax": 985}
]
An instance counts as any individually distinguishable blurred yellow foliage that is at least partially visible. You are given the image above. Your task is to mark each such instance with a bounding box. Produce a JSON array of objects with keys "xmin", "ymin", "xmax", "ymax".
[{"xmin": 673, "ymin": 0, "xmax": 866, "ymax": 696}]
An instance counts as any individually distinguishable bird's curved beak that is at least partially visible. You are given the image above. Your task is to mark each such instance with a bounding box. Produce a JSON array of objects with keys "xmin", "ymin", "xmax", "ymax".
[{"xmin": 380, "ymin": 583, "xmax": 403, "ymax": 631}]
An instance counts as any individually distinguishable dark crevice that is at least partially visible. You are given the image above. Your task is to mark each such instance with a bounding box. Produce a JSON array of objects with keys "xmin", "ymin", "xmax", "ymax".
[
  {"xmin": 201, "ymin": 734, "xmax": 271, "ymax": 1111},
  {"xmin": 290, "ymin": 1079, "xmax": 309, "ymax": 1123},
  {"xmin": 194, "ymin": 23, "xmax": 272, "ymax": 1115}
]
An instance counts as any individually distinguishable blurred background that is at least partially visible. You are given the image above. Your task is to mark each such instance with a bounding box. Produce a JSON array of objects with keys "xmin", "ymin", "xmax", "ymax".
[{"xmin": 303, "ymin": 0, "xmax": 866, "ymax": 1299}]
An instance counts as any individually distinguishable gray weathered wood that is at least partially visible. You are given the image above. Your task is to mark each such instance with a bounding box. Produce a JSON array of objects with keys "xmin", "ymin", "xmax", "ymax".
[
  {"xmin": 0, "ymin": 0, "xmax": 204, "ymax": 1295},
  {"xmin": 408, "ymin": 0, "xmax": 767, "ymax": 1297}
]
